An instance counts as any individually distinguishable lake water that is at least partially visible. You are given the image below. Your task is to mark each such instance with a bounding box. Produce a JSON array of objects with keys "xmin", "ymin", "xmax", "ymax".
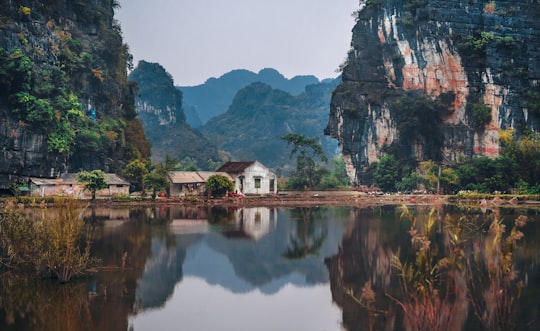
[{"xmin": 0, "ymin": 204, "xmax": 539, "ymax": 331}]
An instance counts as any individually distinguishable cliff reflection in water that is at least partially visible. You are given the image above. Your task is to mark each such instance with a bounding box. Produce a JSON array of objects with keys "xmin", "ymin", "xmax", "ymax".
[
  {"xmin": 132, "ymin": 206, "xmax": 344, "ymax": 311},
  {"xmin": 1, "ymin": 205, "xmax": 539, "ymax": 331},
  {"xmin": 325, "ymin": 205, "xmax": 540, "ymax": 331}
]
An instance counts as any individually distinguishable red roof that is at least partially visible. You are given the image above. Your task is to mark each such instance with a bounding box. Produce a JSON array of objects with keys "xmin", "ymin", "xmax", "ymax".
[{"xmin": 217, "ymin": 161, "xmax": 255, "ymax": 173}]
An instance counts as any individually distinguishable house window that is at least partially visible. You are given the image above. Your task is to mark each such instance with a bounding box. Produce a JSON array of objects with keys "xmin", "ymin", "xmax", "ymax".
[{"xmin": 254, "ymin": 178, "xmax": 261, "ymax": 189}]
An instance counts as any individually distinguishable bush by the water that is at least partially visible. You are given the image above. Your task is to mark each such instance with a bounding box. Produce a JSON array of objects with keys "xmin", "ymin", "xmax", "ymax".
[{"xmin": 0, "ymin": 198, "xmax": 100, "ymax": 282}]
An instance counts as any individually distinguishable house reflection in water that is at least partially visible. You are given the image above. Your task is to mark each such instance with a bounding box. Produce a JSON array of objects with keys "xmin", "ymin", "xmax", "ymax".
[
  {"xmin": 233, "ymin": 207, "xmax": 277, "ymax": 240},
  {"xmin": 168, "ymin": 207, "xmax": 277, "ymax": 240}
]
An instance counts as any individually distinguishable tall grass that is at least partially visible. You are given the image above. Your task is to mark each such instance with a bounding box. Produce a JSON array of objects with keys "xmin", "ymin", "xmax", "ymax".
[
  {"xmin": 345, "ymin": 205, "xmax": 531, "ymax": 330},
  {"xmin": 0, "ymin": 198, "xmax": 100, "ymax": 282},
  {"xmin": 390, "ymin": 206, "xmax": 529, "ymax": 331}
]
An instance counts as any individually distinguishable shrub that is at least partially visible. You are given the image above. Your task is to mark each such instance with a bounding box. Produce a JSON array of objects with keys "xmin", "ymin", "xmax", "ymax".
[
  {"xmin": 468, "ymin": 100, "xmax": 492, "ymax": 131},
  {"xmin": 524, "ymin": 90, "xmax": 540, "ymax": 114},
  {"xmin": 366, "ymin": 0, "xmax": 382, "ymax": 6},
  {"xmin": 484, "ymin": 2, "xmax": 496, "ymax": 14},
  {"xmin": 206, "ymin": 174, "xmax": 234, "ymax": 197},
  {"xmin": 0, "ymin": 199, "xmax": 100, "ymax": 282},
  {"xmin": 18, "ymin": 6, "xmax": 31, "ymax": 16}
]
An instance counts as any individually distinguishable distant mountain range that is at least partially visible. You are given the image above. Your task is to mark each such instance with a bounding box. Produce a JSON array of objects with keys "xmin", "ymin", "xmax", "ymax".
[
  {"xmin": 131, "ymin": 61, "xmax": 339, "ymax": 171},
  {"xmin": 202, "ymin": 80, "xmax": 340, "ymax": 173},
  {"xmin": 179, "ymin": 68, "xmax": 322, "ymax": 127}
]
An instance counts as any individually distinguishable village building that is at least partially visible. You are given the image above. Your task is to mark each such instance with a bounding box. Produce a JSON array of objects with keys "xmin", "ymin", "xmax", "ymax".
[
  {"xmin": 29, "ymin": 173, "xmax": 130, "ymax": 198},
  {"xmin": 168, "ymin": 171, "xmax": 232, "ymax": 197},
  {"xmin": 217, "ymin": 161, "xmax": 277, "ymax": 195}
]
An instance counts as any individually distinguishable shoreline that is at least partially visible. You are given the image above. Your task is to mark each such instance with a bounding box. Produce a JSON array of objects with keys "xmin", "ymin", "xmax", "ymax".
[
  {"xmin": 3, "ymin": 191, "xmax": 540, "ymax": 209},
  {"xmin": 89, "ymin": 191, "xmax": 540, "ymax": 208}
]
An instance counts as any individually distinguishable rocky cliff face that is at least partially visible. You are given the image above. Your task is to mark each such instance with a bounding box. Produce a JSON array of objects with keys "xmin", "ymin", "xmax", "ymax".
[
  {"xmin": 326, "ymin": 0, "xmax": 540, "ymax": 185},
  {"xmin": 0, "ymin": 0, "xmax": 149, "ymax": 190},
  {"xmin": 129, "ymin": 61, "xmax": 220, "ymax": 169}
]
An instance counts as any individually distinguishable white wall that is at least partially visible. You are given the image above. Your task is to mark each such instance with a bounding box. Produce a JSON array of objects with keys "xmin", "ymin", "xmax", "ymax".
[{"xmin": 233, "ymin": 162, "xmax": 276, "ymax": 194}]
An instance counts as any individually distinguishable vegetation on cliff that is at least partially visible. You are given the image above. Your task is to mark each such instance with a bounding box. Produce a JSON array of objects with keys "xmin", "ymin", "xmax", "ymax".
[
  {"xmin": 281, "ymin": 133, "xmax": 350, "ymax": 190},
  {"xmin": 329, "ymin": 0, "xmax": 540, "ymax": 193},
  {"xmin": 0, "ymin": 0, "xmax": 150, "ymax": 178},
  {"xmin": 202, "ymin": 81, "xmax": 339, "ymax": 174},
  {"xmin": 129, "ymin": 61, "xmax": 221, "ymax": 169},
  {"xmin": 372, "ymin": 129, "xmax": 540, "ymax": 194}
]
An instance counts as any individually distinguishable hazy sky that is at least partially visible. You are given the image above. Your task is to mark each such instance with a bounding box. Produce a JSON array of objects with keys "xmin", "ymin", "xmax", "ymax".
[{"xmin": 116, "ymin": 0, "xmax": 359, "ymax": 86}]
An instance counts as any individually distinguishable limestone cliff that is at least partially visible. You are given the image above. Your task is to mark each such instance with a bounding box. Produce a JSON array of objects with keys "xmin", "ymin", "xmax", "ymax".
[
  {"xmin": 326, "ymin": 0, "xmax": 540, "ymax": 185},
  {"xmin": 129, "ymin": 61, "xmax": 220, "ymax": 169},
  {"xmin": 0, "ymin": 0, "xmax": 150, "ymax": 191}
]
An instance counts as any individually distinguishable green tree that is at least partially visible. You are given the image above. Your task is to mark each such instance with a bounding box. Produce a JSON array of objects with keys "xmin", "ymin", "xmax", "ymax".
[
  {"xmin": 455, "ymin": 157, "xmax": 516, "ymax": 193},
  {"xmin": 395, "ymin": 172, "xmax": 422, "ymax": 193},
  {"xmin": 374, "ymin": 154, "xmax": 400, "ymax": 192},
  {"xmin": 418, "ymin": 160, "xmax": 439, "ymax": 190},
  {"xmin": 469, "ymin": 101, "xmax": 492, "ymax": 131},
  {"xmin": 76, "ymin": 170, "xmax": 108, "ymax": 200},
  {"xmin": 163, "ymin": 155, "xmax": 179, "ymax": 171},
  {"xmin": 206, "ymin": 174, "xmax": 234, "ymax": 197},
  {"xmin": 319, "ymin": 156, "xmax": 351, "ymax": 189},
  {"xmin": 123, "ymin": 159, "xmax": 151, "ymax": 193},
  {"xmin": 177, "ymin": 157, "xmax": 198, "ymax": 171},
  {"xmin": 500, "ymin": 130, "xmax": 540, "ymax": 190},
  {"xmin": 143, "ymin": 163, "xmax": 169, "ymax": 199},
  {"xmin": 439, "ymin": 167, "xmax": 459, "ymax": 194},
  {"xmin": 281, "ymin": 133, "xmax": 328, "ymax": 189}
]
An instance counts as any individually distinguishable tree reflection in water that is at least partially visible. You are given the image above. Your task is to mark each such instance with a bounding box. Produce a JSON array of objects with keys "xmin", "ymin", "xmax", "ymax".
[
  {"xmin": 283, "ymin": 207, "xmax": 328, "ymax": 259},
  {"xmin": 326, "ymin": 205, "xmax": 539, "ymax": 331},
  {"xmin": 1, "ymin": 205, "xmax": 538, "ymax": 331}
]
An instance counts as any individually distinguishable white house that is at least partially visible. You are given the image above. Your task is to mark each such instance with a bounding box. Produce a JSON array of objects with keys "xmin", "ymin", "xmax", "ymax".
[{"xmin": 217, "ymin": 161, "xmax": 277, "ymax": 195}]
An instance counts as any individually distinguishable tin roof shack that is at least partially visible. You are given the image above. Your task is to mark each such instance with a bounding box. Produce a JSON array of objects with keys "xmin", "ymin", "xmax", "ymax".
[
  {"xmin": 99, "ymin": 173, "xmax": 130, "ymax": 197},
  {"xmin": 217, "ymin": 161, "xmax": 277, "ymax": 195},
  {"xmin": 29, "ymin": 173, "xmax": 130, "ymax": 198},
  {"xmin": 29, "ymin": 176, "xmax": 80, "ymax": 197},
  {"xmin": 168, "ymin": 171, "xmax": 232, "ymax": 197}
]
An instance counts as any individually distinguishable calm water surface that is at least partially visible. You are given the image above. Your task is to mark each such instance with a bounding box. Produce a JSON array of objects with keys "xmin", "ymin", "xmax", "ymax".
[{"xmin": 1, "ymin": 204, "xmax": 539, "ymax": 331}]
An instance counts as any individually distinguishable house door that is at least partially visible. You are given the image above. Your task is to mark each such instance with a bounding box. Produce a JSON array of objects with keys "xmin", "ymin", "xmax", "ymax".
[
  {"xmin": 269, "ymin": 179, "xmax": 275, "ymax": 193},
  {"xmin": 239, "ymin": 176, "xmax": 244, "ymax": 193}
]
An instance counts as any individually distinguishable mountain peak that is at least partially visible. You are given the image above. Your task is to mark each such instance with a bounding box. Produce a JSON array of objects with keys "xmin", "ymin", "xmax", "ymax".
[{"xmin": 180, "ymin": 68, "xmax": 323, "ymax": 125}]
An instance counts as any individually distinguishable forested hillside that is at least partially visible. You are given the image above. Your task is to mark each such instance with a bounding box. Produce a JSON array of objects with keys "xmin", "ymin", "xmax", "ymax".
[
  {"xmin": 129, "ymin": 61, "xmax": 221, "ymax": 169},
  {"xmin": 0, "ymin": 0, "xmax": 150, "ymax": 191},
  {"xmin": 202, "ymin": 80, "xmax": 340, "ymax": 175}
]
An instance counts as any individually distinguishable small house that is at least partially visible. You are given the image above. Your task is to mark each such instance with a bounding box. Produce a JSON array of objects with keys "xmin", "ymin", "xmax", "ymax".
[
  {"xmin": 217, "ymin": 161, "xmax": 277, "ymax": 195},
  {"xmin": 29, "ymin": 173, "xmax": 130, "ymax": 198},
  {"xmin": 29, "ymin": 176, "xmax": 79, "ymax": 197},
  {"xmin": 168, "ymin": 171, "xmax": 232, "ymax": 197},
  {"xmin": 100, "ymin": 173, "xmax": 130, "ymax": 197}
]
